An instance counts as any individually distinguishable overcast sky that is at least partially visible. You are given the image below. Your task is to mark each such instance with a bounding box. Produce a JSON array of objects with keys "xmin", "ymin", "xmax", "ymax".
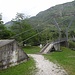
[{"xmin": 0, "ymin": 0, "xmax": 74, "ymax": 23}]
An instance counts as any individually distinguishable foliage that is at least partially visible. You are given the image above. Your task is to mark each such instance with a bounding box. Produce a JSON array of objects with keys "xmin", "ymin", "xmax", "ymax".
[
  {"xmin": 44, "ymin": 47, "xmax": 75, "ymax": 75},
  {"xmin": 68, "ymin": 41, "xmax": 75, "ymax": 49},
  {"xmin": 10, "ymin": 13, "xmax": 37, "ymax": 45},
  {"xmin": 0, "ymin": 14, "xmax": 13, "ymax": 39},
  {"xmin": 10, "ymin": 13, "xmax": 58, "ymax": 46},
  {"xmin": 69, "ymin": 30, "xmax": 75, "ymax": 38}
]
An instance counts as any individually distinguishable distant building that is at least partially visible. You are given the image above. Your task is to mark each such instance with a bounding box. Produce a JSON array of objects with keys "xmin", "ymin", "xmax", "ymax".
[{"xmin": 0, "ymin": 39, "xmax": 29, "ymax": 69}]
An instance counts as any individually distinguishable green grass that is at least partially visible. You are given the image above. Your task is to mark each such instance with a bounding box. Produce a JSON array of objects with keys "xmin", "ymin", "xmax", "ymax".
[
  {"xmin": 23, "ymin": 46, "xmax": 41, "ymax": 54},
  {"xmin": 44, "ymin": 47, "xmax": 75, "ymax": 75},
  {"xmin": 0, "ymin": 57, "xmax": 37, "ymax": 75}
]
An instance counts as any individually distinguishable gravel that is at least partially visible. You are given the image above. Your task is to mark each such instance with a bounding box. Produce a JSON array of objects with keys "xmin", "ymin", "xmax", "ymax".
[{"xmin": 29, "ymin": 54, "xmax": 68, "ymax": 75}]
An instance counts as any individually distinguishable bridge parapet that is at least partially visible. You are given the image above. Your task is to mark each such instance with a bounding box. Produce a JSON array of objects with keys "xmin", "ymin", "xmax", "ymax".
[{"xmin": 53, "ymin": 38, "xmax": 67, "ymax": 42}]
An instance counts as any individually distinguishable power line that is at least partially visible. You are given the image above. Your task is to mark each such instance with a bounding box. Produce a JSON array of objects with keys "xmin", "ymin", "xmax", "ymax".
[
  {"xmin": 10, "ymin": 15, "xmax": 62, "ymax": 39},
  {"xmin": 10, "ymin": 14, "xmax": 74, "ymax": 39},
  {"xmin": 10, "ymin": 20, "xmax": 51, "ymax": 39},
  {"xmin": 19, "ymin": 28, "xmax": 48, "ymax": 45},
  {"xmin": 10, "ymin": 24, "xmax": 39, "ymax": 38}
]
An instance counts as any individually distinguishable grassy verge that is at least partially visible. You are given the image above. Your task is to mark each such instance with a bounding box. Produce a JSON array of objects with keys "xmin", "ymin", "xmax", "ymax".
[
  {"xmin": 44, "ymin": 47, "xmax": 75, "ymax": 75},
  {"xmin": 0, "ymin": 57, "xmax": 37, "ymax": 75},
  {"xmin": 23, "ymin": 46, "xmax": 40, "ymax": 54}
]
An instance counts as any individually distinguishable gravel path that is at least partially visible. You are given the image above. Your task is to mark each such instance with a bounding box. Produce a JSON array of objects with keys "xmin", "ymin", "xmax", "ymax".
[{"xmin": 29, "ymin": 54, "xmax": 68, "ymax": 75}]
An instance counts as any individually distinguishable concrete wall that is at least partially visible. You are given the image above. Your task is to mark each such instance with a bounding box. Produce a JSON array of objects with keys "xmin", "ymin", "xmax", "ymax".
[{"xmin": 0, "ymin": 41, "xmax": 28, "ymax": 69}]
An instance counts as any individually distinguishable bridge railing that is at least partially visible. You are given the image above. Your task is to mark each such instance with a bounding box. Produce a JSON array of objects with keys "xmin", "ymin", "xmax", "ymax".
[{"xmin": 53, "ymin": 38, "xmax": 67, "ymax": 43}]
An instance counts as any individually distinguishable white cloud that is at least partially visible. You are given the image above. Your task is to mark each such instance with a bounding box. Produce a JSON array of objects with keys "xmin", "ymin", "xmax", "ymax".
[{"xmin": 0, "ymin": 0, "xmax": 74, "ymax": 23}]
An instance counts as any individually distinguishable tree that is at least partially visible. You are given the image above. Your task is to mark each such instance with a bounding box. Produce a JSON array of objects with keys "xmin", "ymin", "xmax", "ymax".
[
  {"xmin": 11, "ymin": 13, "xmax": 37, "ymax": 45},
  {"xmin": 0, "ymin": 13, "xmax": 3, "ymax": 24},
  {"xmin": 0, "ymin": 14, "xmax": 13, "ymax": 39},
  {"xmin": 69, "ymin": 30, "xmax": 75, "ymax": 38},
  {"xmin": 15, "ymin": 13, "xmax": 25, "ymax": 21}
]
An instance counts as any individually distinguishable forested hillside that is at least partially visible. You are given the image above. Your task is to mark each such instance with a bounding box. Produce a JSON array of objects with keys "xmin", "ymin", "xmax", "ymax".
[{"xmin": 29, "ymin": 1, "xmax": 75, "ymax": 30}]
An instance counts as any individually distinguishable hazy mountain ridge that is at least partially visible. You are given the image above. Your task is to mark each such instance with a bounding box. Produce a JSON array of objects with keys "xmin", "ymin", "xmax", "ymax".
[{"xmin": 29, "ymin": 1, "xmax": 75, "ymax": 27}]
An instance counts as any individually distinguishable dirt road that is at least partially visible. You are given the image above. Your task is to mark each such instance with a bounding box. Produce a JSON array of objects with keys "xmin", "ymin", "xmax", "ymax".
[{"xmin": 29, "ymin": 54, "xmax": 68, "ymax": 75}]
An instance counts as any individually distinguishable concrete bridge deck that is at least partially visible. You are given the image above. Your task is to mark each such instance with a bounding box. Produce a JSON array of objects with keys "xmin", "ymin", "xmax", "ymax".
[{"xmin": 40, "ymin": 38, "xmax": 69, "ymax": 54}]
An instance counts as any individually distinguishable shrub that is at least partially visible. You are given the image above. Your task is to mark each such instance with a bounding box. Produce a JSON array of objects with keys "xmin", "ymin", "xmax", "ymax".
[{"xmin": 68, "ymin": 41, "xmax": 75, "ymax": 50}]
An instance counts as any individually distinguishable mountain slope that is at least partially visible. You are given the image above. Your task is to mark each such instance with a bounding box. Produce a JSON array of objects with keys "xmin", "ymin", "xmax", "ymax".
[
  {"xmin": 5, "ymin": 1, "xmax": 75, "ymax": 31},
  {"xmin": 29, "ymin": 1, "xmax": 75, "ymax": 30}
]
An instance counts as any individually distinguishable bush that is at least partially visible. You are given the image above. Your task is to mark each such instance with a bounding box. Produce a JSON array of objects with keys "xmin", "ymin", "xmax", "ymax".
[{"xmin": 69, "ymin": 41, "xmax": 75, "ymax": 50}]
